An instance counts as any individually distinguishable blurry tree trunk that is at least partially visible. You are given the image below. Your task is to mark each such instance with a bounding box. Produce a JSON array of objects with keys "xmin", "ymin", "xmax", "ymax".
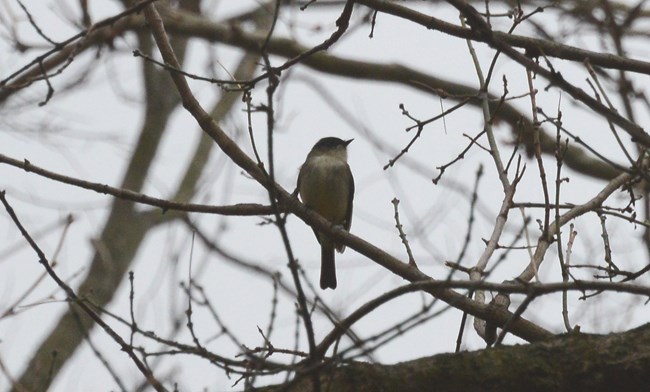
[
  {"xmin": 12, "ymin": 31, "xmax": 183, "ymax": 391},
  {"xmin": 11, "ymin": 16, "xmax": 262, "ymax": 392}
]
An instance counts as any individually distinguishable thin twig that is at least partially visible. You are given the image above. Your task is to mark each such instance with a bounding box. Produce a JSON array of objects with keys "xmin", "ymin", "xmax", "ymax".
[{"xmin": 0, "ymin": 191, "xmax": 168, "ymax": 392}]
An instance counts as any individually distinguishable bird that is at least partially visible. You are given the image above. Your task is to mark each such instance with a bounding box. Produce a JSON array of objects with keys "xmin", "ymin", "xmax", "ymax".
[{"xmin": 297, "ymin": 137, "xmax": 354, "ymax": 289}]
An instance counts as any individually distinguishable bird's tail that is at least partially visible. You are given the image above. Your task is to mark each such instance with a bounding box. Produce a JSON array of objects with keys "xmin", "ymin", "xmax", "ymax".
[{"xmin": 320, "ymin": 242, "xmax": 337, "ymax": 290}]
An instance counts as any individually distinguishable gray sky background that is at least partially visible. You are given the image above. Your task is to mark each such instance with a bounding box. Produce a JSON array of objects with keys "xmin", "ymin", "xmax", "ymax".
[{"xmin": 1, "ymin": 1, "xmax": 649, "ymax": 390}]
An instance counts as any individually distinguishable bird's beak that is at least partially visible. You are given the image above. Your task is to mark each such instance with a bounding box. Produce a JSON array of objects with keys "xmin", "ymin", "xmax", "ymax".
[{"xmin": 344, "ymin": 138, "xmax": 354, "ymax": 146}]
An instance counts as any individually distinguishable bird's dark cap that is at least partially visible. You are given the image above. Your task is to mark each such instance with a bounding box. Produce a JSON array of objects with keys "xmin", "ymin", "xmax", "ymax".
[{"xmin": 313, "ymin": 137, "xmax": 353, "ymax": 150}]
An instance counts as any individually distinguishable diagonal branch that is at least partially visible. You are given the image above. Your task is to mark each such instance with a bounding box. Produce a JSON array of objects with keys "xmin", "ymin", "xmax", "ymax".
[{"xmin": 142, "ymin": 2, "xmax": 553, "ymax": 344}]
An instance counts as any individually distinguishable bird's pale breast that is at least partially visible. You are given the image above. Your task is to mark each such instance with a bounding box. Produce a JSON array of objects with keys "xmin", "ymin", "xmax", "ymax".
[{"xmin": 299, "ymin": 156, "xmax": 351, "ymax": 224}]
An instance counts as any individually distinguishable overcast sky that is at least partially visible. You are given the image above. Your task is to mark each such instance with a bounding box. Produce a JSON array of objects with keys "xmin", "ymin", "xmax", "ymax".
[{"xmin": 1, "ymin": 1, "xmax": 649, "ymax": 390}]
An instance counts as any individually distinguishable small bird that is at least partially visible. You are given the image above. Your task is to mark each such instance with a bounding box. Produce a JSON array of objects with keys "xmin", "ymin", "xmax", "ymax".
[{"xmin": 297, "ymin": 137, "xmax": 355, "ymax": 289}]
